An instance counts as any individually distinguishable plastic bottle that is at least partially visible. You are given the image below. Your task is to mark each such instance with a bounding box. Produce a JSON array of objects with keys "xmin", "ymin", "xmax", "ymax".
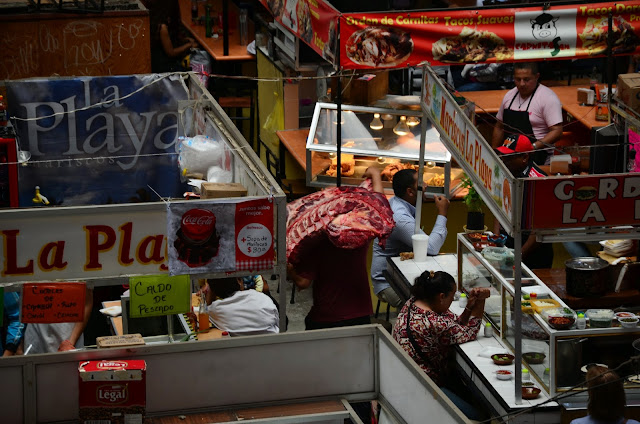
[
  {"xmin": 191, "ymin": 0, "xmax": 198, "ymax": 23},
  {"xmin": 522, "ymin": 368, "xmax": 530, "ymax": 382},
  {"xmin": 205, "ymin": 5, "xmax": 212, "ymax": 38},
  {"xmin": 0, "ymin": 95, "xmax": 7, "ymax": 126},
  {"xmin": 198, "ymin": 293, "xmax": 209, "ymax": 332},
  {"xmin": 459, "ymin": 293, "xmax": 468, "ymax": 309},
  {"xmin": 590, "ymin": 67, "xmax": 598, "ymax": 96},
  {"xmin": 484, "ymin": 322, "xmax": 493, "ymax": 337},
  {"xmin": 576, "ymin": 313, "xmax": 586, "ymax": 330}
]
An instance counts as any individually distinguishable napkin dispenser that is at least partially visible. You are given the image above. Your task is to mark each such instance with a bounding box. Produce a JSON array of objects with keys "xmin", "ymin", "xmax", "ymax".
[{"xmin": 577, "ymin": 88, "xmax": 595, "ymax": 105}]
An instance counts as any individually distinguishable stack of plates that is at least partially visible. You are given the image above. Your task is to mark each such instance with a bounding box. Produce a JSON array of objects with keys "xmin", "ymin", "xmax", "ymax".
[{"xmin": 600, "ymin": 239, "xmax": 635, "ymax": 257}]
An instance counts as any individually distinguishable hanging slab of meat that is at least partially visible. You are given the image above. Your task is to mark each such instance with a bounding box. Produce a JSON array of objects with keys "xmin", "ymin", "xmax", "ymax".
[{"xmin": 286, "ymin": 182, "xmax": 395, "ymax": 265}]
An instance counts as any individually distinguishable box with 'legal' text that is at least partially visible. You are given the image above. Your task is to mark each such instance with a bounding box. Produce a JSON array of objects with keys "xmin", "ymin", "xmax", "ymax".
[{"xmin": 78, "ymin": 359, "xmax": 146, "ymax": 424}]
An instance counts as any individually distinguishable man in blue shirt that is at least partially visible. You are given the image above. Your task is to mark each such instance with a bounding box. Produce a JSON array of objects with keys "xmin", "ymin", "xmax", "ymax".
[{"xmin": 371, "ymin": 169, "xmax": 450, "ymax": 308}]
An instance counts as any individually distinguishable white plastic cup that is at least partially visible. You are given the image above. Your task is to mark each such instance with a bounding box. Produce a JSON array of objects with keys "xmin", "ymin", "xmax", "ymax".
[{"xmin": 411, "ymin": 233, "xmax": 429, "ymax": 262}]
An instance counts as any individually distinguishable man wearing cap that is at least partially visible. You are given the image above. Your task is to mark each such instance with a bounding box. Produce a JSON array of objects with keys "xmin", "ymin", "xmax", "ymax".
[
  {"xmin": 495, "ymin": 135, "xmax": 554, "ymax": 269},
  {"xmin": 492, "ymin": 62, "xmax": 563, "ymax": 165},
  {"xmin": 496, "ymin": 134, "xmax": 547, "ymax": 178}
]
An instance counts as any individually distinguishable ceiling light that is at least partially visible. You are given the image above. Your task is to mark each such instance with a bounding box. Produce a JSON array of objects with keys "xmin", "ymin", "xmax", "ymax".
[
  {"xmin": 370, "ymin": 113, "xmax": 383, "ymax": 130},
  {"xmin": 393, "ymin": 116, "xmax": 410, "ymax": 136},
  {"xmin": 407, "ymin": 116, "xmax": 420, "ymax": 127}
]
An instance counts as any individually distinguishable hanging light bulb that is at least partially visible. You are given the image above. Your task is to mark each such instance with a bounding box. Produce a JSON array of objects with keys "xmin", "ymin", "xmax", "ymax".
[
  {"xmin": 376, "ymin": 156, "xmax": 386, "ymax": 164},
  {"xmin": 406, "ymin": 115, "xmax": 420, "ymax": 127},
  {"xmin": 393, "ymin": 116, "xmax": 410, "ymax": 136},
  {"xmin": 369, "ymin": 113, "xmax": 383, "ymax": 130},
  {"xmin": 426, "ymin": 161, "xmax": 435, "ymax": 169},
  {"xmin": 381, "ymin": 113, "xmax": 394, "ymax": 121}
]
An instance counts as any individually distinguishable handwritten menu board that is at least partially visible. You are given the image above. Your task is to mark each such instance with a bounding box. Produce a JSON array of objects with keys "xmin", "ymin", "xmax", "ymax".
[
  {"xmin": 129, "ymin": 275, "xmax": 190, "ymax": 318},
  {"xmin": 21, "ymin": 282, "xmax": 86, "ymax": 323}
]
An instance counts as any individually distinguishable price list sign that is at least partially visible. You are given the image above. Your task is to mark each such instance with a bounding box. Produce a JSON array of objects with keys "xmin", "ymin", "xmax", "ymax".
[{"xmin": 21, "ymin": 282, "xmax": 86, "ymax": 323}]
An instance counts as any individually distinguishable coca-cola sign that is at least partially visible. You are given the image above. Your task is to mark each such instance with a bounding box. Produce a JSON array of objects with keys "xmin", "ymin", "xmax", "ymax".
[
  {"xmin": 96, "ymin": 384, "xmax": 128, "ymax": 405},
  {"xmin": 180, "ymin": 209, "xmax": 216, "ymax": 243}
]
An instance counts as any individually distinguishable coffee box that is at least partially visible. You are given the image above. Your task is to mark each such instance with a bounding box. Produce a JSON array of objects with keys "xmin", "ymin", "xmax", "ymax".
[{"xmin": 78, "ymin": 360, "xmax": 146, "ymax": 424}]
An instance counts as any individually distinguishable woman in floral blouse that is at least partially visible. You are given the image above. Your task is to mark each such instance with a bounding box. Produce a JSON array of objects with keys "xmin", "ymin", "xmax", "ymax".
[{"xmin": 392, "ymin": 270, "xmax": 489, "ymax": 419}]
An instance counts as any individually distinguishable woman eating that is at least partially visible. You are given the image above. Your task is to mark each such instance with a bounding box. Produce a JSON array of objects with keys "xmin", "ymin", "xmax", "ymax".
[{"xmin": 392, "ymin": 270, "xmax": 490, "ymax": 420}]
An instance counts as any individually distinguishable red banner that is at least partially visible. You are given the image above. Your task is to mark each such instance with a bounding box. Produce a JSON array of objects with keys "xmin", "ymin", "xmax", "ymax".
[
  {"xmin": 259, "ymin": 0, "xmax": 340, "ymax": 62},
  {"xmin": 526, "ymin": 175, "xmax": 640, "ymax": 229},
  {"xmin": 340, "ymin": 1, "xmax": 640, "ymax": 69}
]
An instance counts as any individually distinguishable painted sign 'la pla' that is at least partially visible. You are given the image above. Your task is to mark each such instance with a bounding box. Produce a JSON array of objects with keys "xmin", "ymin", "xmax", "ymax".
[{"xmin": 1, "ymin": 222, "xmax": 167, "ymax": 278}]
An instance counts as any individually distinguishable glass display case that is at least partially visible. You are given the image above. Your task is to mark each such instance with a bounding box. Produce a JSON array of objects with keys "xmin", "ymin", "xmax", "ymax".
[
  {"xmin": 305, "ymin": 102, "xmax": 463, "ymax": 195},
  {"xmin": 458, "ymin": 233, "xmax": 640, "ymax": 397}
]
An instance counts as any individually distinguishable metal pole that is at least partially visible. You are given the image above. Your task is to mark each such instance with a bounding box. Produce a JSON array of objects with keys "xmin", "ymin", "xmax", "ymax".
[
  {"xmin": 415, "ymin": 70, "xmax": 426, "ymax": 234},
  {"xmin": 607, "ymin": 12, "xmax": 613, "ymax": 124},
  {"xmin": 223, "ymin": 0, "xmax": 229, "ymax": 56},
  {"xmin": 336, "ymin": 19, "xmax": 342, "ymax": 187}
]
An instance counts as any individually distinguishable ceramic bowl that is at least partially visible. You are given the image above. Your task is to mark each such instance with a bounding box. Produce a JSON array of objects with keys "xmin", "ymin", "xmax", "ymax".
[
  {"xmin": 615, "ymin": 312, "xmax": 636, "ymax": 320},
  {"xmin": 491, "ymin": 354, "xmax": 515, "ymax": 365},
  {"xmin": 523, "ymin": 352, "xmax": 546, "ymax": 365},
  {"xmin": 620, "ymin": 317, "xmax": 639, "ymax": 328},
  {"xmin": 495, "ymin": 370, "xmax": 513, "ymax": 380},
  {"xmin": 522, "ymin": 386, "xmax": 541, "ymax": 400}
]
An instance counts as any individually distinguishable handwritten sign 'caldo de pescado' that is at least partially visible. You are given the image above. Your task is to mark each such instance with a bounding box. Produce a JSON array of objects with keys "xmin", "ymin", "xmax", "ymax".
[
  {"xmin": 21, "ymin": 282, "xmax": 86, "ymax": 323},
  {"xmin": 129, "ymin": 274, "xmax": 190, "ymax": 318}
]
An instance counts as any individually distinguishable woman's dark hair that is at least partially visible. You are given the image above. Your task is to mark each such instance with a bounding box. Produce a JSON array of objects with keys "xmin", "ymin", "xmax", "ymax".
[
  {"xmin": 146, "ymin": 0, "xmax": 181, "ymax": 43},
  {"xmin": 208, "ymin": 277, "xmax": 240, "ymax": 299},
  {"xmin": 587, "ymin": 366, "xmax": 626, "ymax": 421},
  {"xmin": 411, "ymin": 271, "xmax": 456, "ymax": 301},
  {"xmin": 392, "ymin": 169, "xmax": 417, "ymax": 198}
]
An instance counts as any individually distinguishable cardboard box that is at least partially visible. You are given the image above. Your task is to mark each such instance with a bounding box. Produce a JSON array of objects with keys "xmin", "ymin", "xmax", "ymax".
[
  {"xmin": 79, "ymin": 360, "xmax": 146, "ymax": 424},
  {"xmin": 331, "ymin": 71, "xmax": 389, "ymax": 105},
  {"xmin": 201, "ymin": 182, "xmax": 247, "ymax": 199},
  {"xmin": 617, "ymin": 73, "xmax": 640, "ymax": 113}
]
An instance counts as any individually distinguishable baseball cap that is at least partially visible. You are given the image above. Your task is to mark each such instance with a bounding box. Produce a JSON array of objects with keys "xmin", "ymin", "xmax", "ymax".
[{"xmin": 496, "ymin": 134, "xmax": 534, "ymax": 154}]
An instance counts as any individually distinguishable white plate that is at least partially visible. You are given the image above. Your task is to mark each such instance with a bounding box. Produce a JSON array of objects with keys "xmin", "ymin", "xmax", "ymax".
[
  {"xmin": 581, "ymin": 363, "xmax": 608, "ymax": 373},
  {"xmin": 522, "ymin": 286, "xmax": 550, "ymax": 296},
  {"xmin": 99, "ymin": 306, "xmax": 122, "ymax": 317}
]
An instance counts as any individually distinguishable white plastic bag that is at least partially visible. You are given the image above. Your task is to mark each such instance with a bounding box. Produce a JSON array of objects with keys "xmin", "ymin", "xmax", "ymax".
[{"xmin": 177, "ymin": 135, "xmax": 224, "ymax": 179}]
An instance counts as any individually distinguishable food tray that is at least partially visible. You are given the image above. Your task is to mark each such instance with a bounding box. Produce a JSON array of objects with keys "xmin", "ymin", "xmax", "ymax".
[
  {"xmin": 531, "ymin": 299, "xmax": 560, "ymax": 314},
  {"xmin": 521, "ymin": 301, "xmax": 534, "ymax": 314}
]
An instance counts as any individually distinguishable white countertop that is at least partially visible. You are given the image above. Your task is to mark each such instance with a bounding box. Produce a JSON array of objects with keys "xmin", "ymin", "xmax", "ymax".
[{"xmin": 389, "ymin": 254, "xmax": 458, "ymax": 286}]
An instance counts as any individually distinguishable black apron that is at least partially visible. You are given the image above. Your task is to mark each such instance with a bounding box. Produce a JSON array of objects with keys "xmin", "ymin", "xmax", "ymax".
[{"xmin": 503, "ymin": 85, "xmax": 548, "ymax": 165}]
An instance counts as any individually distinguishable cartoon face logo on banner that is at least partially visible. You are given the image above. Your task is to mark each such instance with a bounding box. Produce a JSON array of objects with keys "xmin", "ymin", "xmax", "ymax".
[{"xmin": 515, "ymin": 9, "xmax": 576, "ymax": 59}]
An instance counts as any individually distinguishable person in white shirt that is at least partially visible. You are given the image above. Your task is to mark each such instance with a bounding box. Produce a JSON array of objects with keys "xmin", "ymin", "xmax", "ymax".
[{"xmin": 205, "ymin": 277, "xmax": 279, "ymax": 336}]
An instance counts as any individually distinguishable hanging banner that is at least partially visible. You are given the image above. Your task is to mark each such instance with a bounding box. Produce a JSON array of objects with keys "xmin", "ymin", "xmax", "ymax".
[
  {"xmin": 6, "ymin": 74, "xmax": 188, "ymax": 207},
  {"xmin": 20, "ymin": 282, "xmax": 86, "ymax": 324},
  {"xmin": 423, "ymin": 66, "xmax": 515, "ymax": 228},
  {"xmin": 167, "ymin": 198, "xmax": 275, "ymax": 275},
  {"xmin": 258, "ymin": 0, "xmax": 340, "ymax": 62},
  {"xmin": 339, "ymin": 1, "xmax": 640, "ymax": 69},
  {"xmin": 128, "ymin": 274, "xmax": 190, "ymax": 318},
  {"xmin": 525, "ymin": 174, "xmax": 640, "ymax": 229}
]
